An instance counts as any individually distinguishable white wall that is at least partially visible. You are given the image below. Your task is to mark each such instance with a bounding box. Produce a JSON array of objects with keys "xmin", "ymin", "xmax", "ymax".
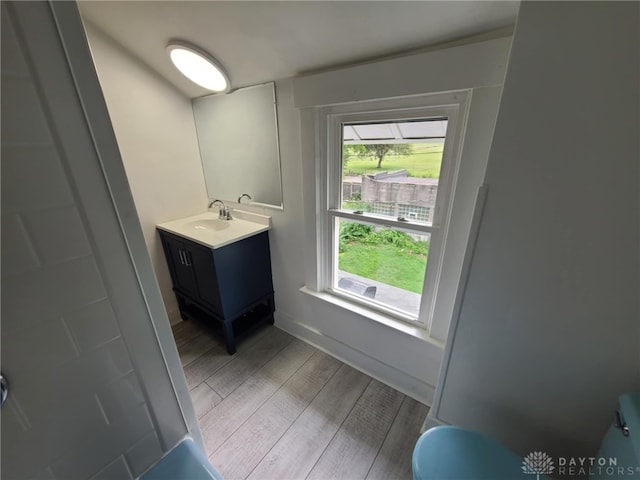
[
  {"xmin": 278, "ymin": 37, "xmax": 512, "ymax": 403},
  {"xmin": 1, "ymin": 2, "xmax": 198, "ymax": 478},
  {"xmin": 82, "ymin": 21, "xmax": 311, "ymax": 332},
  {"xmin": 80, "ymin": 13, "xmax": 512, "ymax": 405},
  {"xmin": 82, "ymin": 22, "xmax": 208, "ymax": 324},
  {"xmin": 431, "ymin": 1, "xmax": 640, "ymax": 458}
]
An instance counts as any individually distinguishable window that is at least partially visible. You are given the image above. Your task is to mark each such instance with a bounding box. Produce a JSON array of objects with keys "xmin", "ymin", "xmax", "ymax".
[{"xmin": 317, "ymin": 92, "xmax": 468, "ymax": 329}]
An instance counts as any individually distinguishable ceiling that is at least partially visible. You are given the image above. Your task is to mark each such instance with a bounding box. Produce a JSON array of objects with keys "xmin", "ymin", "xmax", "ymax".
[{"xmin": 78, "ymin": 1, "xmax": 519, "ymax": 98}]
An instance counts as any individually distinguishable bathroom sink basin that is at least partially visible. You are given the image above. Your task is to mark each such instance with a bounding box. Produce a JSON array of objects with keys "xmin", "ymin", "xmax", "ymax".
[
  {"xmin": 185, "ymin": 219, "xmax": 230, "ymax": 231},
  {"xmin": 157, "ymin": 211, "xmax": 271, "ymax": 249}
]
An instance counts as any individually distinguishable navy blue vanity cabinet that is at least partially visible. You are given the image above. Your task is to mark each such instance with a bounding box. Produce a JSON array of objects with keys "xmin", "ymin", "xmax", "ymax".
[{"xmin": 158, "ymin": 230, "xmax": 275, "ymax": 354}]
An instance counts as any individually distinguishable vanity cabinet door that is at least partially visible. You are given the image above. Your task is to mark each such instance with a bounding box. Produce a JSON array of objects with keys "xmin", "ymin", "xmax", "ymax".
[
  {"xmin": 160, "ymin": 233, "xmax": 197, "ymax": 298},
  {"xmin": 187, "ymin": 243, "xmax": 223, "ymax": 316}
]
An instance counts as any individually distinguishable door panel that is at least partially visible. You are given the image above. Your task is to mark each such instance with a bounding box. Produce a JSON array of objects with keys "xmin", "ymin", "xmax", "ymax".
[
  {"xmin": 1, "ymin": 3, "xmax": 192, "ymax": 478},
  {"xmin": 162, "ymin": 235, "xmax": 196, "ymax": 297},
  {"xmin": 188, "ymin": 244, "xmax": 223, "ymax": 315}
]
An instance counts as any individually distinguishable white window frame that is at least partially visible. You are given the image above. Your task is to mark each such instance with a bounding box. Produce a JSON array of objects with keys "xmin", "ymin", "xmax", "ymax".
[{"xmin": 315, "ymin": 91, "xmax": 470, "ymax": 332}]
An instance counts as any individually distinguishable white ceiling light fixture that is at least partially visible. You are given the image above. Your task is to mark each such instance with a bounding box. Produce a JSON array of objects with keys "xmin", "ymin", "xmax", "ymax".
[{"xmin": 167, "ymin": 41, "xmax": 231, "ymax": 93}]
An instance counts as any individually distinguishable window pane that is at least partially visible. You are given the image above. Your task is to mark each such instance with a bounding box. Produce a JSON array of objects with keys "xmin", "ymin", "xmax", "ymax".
[
  {"xmin": 341, "ymin": 119, "xmax": 447, "ymax": 225},
  {"xmin": 335, "ymin": 219, "xmax": 430, "ymax": 318}
]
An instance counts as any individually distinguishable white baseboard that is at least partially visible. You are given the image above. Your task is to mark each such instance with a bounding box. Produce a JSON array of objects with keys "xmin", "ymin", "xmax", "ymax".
[
  {"xmin": 167, "ymin": 308, "xmax": 182, "ymax": 326},
  {"xmin": 275, "ymin": 311, "xmax": 435, "ymax": 406},
  {"xmin": 420, "ymin": 414, "xmax": 449, "ymax": 433}
]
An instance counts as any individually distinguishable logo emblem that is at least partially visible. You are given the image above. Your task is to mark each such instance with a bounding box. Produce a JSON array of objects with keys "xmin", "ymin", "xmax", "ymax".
[{"xmin": 522, "ymin": 451, "xmax": 555, "ymax": 480}]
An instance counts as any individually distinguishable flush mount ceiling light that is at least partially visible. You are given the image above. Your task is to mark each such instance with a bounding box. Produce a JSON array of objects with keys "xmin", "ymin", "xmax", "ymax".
[{"xmin": 167, "ymin": 41, "xmax": 230, "ymax": 93}]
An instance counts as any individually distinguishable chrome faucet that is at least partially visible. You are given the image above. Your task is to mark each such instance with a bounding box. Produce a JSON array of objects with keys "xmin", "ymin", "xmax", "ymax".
[
  {"xmin": 208, "ymin": 199, "xmax": 232, "ymax": 220},
  {"xmin": 238, "ymin": 193, "xmax": 252, "ymax": 204}
]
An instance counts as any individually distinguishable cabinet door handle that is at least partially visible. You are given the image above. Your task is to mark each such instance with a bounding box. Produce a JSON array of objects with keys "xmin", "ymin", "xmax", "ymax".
[
  {"xmin": 1, "ymin": 373, "xmax": 8, "ymax": 408},
  {"xmin": 178, "ymin": 250, "xmax": 185, "ymax": 265},
  {"xmin": 184, "ymin": 251, "xmax": 191, "ymax": 267}
]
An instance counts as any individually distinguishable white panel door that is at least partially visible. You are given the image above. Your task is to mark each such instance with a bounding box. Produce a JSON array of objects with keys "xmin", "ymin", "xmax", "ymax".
[{"xmin": 1, "ymin": 2, "xmax": 196, "ymax": 478}]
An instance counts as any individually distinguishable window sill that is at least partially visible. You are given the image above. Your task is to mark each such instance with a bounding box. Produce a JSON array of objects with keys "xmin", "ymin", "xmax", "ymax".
[{"xmin": 299, "ymin": 286, "xmax": 445, "ymax": 348}]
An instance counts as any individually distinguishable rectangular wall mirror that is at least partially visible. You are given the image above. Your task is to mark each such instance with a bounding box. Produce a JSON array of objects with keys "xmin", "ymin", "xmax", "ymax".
[{"xmin": 192, "ymin": 82, "xmax": 284, "ymax": 209}]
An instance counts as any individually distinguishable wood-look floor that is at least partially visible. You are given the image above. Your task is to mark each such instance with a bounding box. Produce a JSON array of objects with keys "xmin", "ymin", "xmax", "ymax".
[{"xmin": 172, "ymin": 320, "xmax": 429, "ymax": 480}]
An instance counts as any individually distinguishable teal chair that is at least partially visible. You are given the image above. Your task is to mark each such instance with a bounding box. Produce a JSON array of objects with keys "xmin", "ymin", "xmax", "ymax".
[
  {"xmin": 414, "ymin": 393, "xmax": 640, "ymax": 480},
  {"xmin": 412, "ymin": 426, "xmax": 541, "ymax": 480},
  {"xmin": 141, "ymin": 438, "xmax": 223, "ymax": 480}
]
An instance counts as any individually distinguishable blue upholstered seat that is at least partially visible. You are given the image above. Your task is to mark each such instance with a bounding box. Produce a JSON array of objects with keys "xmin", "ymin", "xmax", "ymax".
[
  {"xmin": 412, "ymin": 426, "xmax": 534, "ymax": 480},
  {"xmin": 140, "ymin": 438, "xmax": 223, "ymax": 480}
]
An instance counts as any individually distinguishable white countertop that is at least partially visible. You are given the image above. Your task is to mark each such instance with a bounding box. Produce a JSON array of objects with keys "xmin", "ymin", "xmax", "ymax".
[{"xmin": 156, "ymin": 210, "xmax": 271, "ymax": 249}]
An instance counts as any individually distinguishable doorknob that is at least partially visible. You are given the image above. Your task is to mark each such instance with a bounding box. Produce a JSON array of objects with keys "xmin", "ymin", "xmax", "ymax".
[{"xmin": 0, "ymin": 373, "xmax": 8, "ymax": 408}]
